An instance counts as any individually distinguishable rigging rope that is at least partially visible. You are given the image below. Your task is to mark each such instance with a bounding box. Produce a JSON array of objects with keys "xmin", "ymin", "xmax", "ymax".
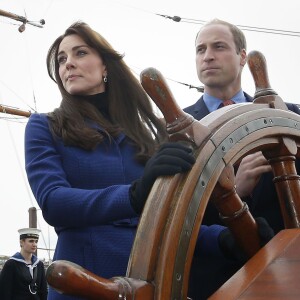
[{"xmin": 155, "ymin": 14, "xmax": 300, "ymax": 38}]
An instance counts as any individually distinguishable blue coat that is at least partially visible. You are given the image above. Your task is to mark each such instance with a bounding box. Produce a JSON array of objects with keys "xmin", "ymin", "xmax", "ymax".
[{"xmin": 25, "ymin": 113, "xmax": 225, "ymax": 300}]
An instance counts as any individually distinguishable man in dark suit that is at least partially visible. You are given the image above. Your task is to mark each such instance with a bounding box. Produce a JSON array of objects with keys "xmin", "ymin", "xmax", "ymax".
[{"xmin": 185, "ymin": 18, "xmax": 300, "ymax": 300}]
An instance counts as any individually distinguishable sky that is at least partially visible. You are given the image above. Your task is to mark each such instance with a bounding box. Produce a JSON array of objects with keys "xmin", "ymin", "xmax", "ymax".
[{"xmin": 1, "ymin": 0, "xmax": 300, "ymax": 261}]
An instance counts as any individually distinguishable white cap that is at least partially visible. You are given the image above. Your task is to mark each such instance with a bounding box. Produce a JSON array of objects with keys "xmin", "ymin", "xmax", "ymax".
[{"xmin": 18, "ymin": 228, "xmax": 41, "ymax": 240}]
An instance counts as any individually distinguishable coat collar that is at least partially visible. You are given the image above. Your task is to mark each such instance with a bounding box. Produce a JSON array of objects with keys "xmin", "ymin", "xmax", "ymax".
[{"xmin": 10, "ymin": 252, "xmax": 39, "ymax": 266}]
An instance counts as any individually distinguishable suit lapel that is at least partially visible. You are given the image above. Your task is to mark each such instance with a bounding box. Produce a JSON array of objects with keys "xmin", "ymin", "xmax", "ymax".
[{"xmin": 184, "ymin": 96, "xmax": 210, "ymax": 121}]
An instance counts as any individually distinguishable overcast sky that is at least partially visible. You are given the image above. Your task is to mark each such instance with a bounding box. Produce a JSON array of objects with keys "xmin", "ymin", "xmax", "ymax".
[{"xmin": 1, "ymin": 0, "xmax": 300, "ymax": 260}]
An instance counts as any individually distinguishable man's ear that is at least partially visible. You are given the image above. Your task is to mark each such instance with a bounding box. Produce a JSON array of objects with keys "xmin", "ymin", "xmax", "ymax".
[{"xmin": 240, "ymin": 49, "xmax": 247, "ymax": 66}]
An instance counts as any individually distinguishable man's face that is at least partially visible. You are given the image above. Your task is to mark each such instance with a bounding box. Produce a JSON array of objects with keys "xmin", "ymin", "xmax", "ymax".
[
  {"xmin": 21, "ymin": 238, "xmax": 39, "ymax": 254},
  {"xmin": 195, "ymin": 24, "xmax": 246, "ymax": 90}
]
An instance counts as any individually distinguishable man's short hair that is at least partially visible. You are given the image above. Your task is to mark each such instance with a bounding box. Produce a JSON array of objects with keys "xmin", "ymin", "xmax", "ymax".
[{"xmin": 196, "ymin": 19, "xmax": 247, "ymax": 53}]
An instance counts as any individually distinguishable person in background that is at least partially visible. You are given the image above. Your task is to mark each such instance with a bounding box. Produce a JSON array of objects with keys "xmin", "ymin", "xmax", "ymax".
[
  {"xmin": 24, "ymin": 21, "xmax": 273, "ymax": 300},
  {"xmin": 0, "ymin": 228, "xmax": 48, "ymax": 300},
  {"xmin": 184, "ymin": 18, "xmax": 300, "ymax": 299}
]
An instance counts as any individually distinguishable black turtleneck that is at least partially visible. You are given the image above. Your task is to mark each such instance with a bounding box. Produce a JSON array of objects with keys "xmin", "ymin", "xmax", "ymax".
[{"xmin": 84, "ymin": 92, "xmax": 110, "ymax": 119}]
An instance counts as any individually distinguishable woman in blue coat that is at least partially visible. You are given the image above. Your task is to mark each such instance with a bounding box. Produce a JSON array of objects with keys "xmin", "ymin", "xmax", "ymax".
[{"xmin": 24, "ymin": 22, "xmax": 271, "ymax": 299}]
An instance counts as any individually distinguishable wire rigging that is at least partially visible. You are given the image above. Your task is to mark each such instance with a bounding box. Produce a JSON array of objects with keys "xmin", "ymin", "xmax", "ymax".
[
  {"xmin": 130, "ymin": 65, "xmax": 204, "ymax": 93},
  {"xmin": 0, "ymin": 79, "xmax": 36, "ymax": 112},
  {"xmin": 167, "ymin": 77, "xmax": 204, "ymax": 93},
  {"xmin": 155, "ymin": 14, "xmax": 300, "ymax": 37}
]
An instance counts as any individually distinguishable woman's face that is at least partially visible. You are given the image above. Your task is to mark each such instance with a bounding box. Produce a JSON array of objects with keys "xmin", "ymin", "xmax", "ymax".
[{"xmin": 57, "ymin": 34, "xmax": 107, "ymax": 95}]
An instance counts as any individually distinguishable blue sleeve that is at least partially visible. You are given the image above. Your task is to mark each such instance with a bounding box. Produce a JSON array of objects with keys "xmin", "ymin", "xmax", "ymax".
[
  {"xmin": 196, "ymin": 224, "xmax": 226, "ymax": 257},
  {"xmin": 25, "ymin": 113, "xmax": 138, "ymax": 228},
  {"xmin": 286, "ymin": 102, "xmax": 300, "ymax": 115}
]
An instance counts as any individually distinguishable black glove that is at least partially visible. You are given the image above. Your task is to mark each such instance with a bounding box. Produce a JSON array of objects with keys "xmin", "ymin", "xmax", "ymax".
[
  {"xmin": 218, "ymin": 217, "xmax": 275, "ymax": 263},
  {"xmin": 130, "ymin": 142, "xmax": 195, "ymax": 214}
]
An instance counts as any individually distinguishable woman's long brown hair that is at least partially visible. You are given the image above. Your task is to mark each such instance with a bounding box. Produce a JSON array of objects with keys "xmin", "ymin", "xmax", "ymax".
[{"xmin": 46, "ymin": 21, "xmax": 167, "ymax": 162}]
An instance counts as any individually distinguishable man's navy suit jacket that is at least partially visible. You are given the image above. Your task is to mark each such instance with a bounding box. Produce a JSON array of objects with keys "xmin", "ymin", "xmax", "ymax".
[
  {"xmin": 184, "ymin": 93, "xmax": 300, "ymax": 233},
  {"xmin": 184, "ymin": 93, "xmax": 300, "ymax": 300}
]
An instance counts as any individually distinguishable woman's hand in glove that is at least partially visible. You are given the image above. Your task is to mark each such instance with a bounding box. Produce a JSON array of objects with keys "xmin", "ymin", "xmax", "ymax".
[{"xmin": 130, "ymin": 142, "xmax": 195, "ymax": 214}]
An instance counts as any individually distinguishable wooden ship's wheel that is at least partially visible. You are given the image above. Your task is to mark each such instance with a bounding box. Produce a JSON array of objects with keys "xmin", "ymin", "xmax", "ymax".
[{"xmin": 46, "ymin": 51, "xmax": 300, "ymax": 299}]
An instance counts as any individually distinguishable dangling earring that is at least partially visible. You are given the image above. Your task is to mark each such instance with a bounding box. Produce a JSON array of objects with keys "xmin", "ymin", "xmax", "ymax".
[{"xmin": 103, "ymin": 75, "xmax": 108, "ymax": 83}]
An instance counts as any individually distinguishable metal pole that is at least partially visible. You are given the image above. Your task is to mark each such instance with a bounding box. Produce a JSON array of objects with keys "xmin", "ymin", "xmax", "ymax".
[
  {"xmin": 28, "ymin": 207, "xmax": 38, "ymax": 255},
  {"xmin": 28, "ymin": 207, "xmax": 37, "ymax": 228}
]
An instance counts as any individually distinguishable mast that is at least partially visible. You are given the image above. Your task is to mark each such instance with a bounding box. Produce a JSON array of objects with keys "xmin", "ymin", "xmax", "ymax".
[
  {"xmin": 0, "ymin": 104, "xmax": 31, "ymax": 117},
  {"xmin": 28, "ymin": 207, "xmax": 38, "ymax": 255},
  {"xmin": 0, "ymin": 8, "xmax": 45, "ymax": 33}
]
